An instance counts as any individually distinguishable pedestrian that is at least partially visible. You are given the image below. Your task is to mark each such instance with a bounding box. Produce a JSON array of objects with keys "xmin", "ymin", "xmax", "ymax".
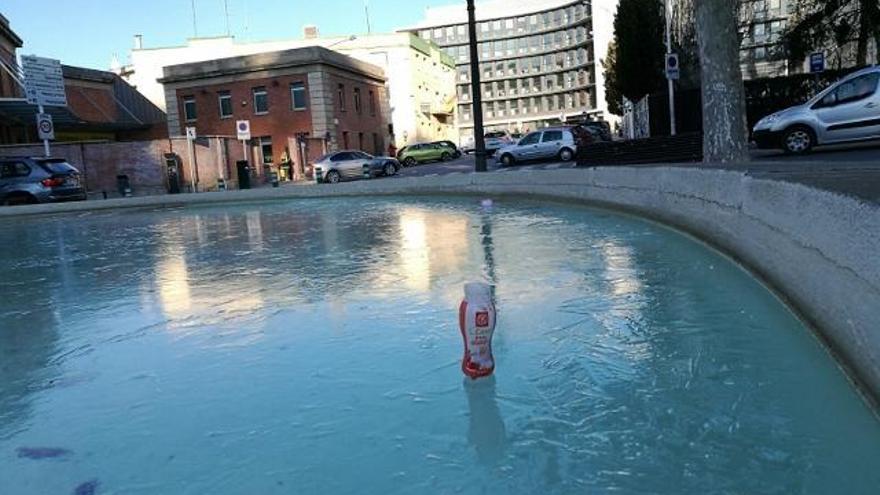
[{"xmin": 387, "ymin": 141, "xmax": 398, "ymax": 158}]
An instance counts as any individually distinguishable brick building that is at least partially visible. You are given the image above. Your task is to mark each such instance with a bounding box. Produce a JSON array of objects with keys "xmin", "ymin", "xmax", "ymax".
[{"xmin": 159, "ymin": 46, "xmax": 390, "ymax": 178}]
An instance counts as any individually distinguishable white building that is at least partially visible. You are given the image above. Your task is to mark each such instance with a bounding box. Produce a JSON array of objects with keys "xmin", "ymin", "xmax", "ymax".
[{"xmin": 115, "ymin": 32, "xmax": 457, "ymax": 148}]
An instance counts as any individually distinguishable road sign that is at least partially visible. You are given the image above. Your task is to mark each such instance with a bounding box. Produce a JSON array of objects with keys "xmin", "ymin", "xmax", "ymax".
[
  {"xmin": 236, "ymin": 120, "xmax": 251, "ymax": 141},
  {"xmin": 665, "ymin": 53, "xmax": 680, "ymax": 80},
  {"xmin": 21, "ymin": 55, "xmax": 67, "ymax": 107},
  {"xmin": 36, "ymin": 113, "xmax": 54, "ymax": 140},
  {"xmin": 810, "ymin": 52, "xmax": 825, "ymax": 73},
  {"xmin": 185, "ymin": 126, "xmax": 197, "ymax": 140}
]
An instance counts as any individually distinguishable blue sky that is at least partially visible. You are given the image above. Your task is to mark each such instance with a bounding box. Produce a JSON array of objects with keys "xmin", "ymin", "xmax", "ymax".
[{"xmin": 4, "ymin": 0, "xmax": 445, "ymax": 70}]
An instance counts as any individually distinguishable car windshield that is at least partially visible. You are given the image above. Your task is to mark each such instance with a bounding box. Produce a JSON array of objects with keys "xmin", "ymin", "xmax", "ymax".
[{"xmin": 37, "ymin": 160, "xmax": 78, "ymax": 174}]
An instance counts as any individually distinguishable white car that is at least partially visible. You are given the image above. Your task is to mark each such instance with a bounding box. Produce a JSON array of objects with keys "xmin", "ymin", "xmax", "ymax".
[{"xmin": 460, "ymin": 131, "xmax": 514, "ymax": 154}]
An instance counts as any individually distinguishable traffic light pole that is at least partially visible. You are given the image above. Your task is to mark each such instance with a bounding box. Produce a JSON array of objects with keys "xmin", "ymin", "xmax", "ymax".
[{"xmin": 466, "ymin": 0, "xmax": 487, "ymax": 172}]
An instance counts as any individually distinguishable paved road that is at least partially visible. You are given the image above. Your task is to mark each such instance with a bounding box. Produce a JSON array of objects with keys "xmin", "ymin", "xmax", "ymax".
[{"xmin": 392, "ymin": 145, "xmax": 880, "ymax": 202}]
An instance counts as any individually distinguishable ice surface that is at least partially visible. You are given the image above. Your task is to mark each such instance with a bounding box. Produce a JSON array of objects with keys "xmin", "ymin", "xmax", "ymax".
[{"xmin": 1, "ymin": 197, "xmax": 878, "ymax": 494}]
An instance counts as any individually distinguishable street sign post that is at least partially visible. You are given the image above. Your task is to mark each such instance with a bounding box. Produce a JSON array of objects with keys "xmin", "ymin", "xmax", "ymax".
[
  {"xmin": 665, "ymin": 53, "xmax": 680, "ymax": 80},
  {"xmin": 809, "ymin": 52, "xmax": 825, "ymax": 73},
  {"xmin": 236, "ymin": 120, "xmax": 251, "ymax": 165},
  {"xmin": 185, "ymin": 126, "xmax": 197, "ymax": 193},
  {"xmin": 36, "ymin": 113, "xmax": 54, "ymax": 156},
  {"xmin": 22, "ymin": 55, "xmax": 67, "ymax": 157},
  {"xmin": 21, "ymin": 55, "xmax": 67, "ymax": 107}
]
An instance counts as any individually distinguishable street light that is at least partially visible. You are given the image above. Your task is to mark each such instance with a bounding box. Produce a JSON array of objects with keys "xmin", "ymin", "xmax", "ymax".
[
  {"xmin": 466, "ymin": 0, "xmax": 487, "ymax": 172},
  {"xmin": 328, "ymin": 35, "xmax": 357, "ymax": 48}
]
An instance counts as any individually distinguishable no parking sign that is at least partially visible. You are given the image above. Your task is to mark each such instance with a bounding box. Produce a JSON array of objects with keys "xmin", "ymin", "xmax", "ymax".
[{"xmin": 36, "ymin": 113, "xmax": 54, "ymax": 140}]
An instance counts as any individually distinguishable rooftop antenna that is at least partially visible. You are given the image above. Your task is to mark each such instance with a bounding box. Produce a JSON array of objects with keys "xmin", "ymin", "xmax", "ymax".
[
  {"xmin": 191, "ymin": 0, "xmax": 198, "ymax": 37},
  {"xmin": 224, "ymin": 0, "xmax": 231, "ymax": 36},
  {"xmin": 364, "ymin": 0, "xmax": 372, "ymax": 34}
]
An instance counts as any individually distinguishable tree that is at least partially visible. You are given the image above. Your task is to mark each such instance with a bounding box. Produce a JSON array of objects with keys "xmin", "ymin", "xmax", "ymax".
[
  {"xmin": 784, "ymin": 0, "xmax": 880, "ymax": 68},
  {"xmin": 602, "ymin": 42, "xmax": 624, "ymax": 115},
  {"xmin": 696, "ymin": 0, "xmax": 749, "ymax": 162},
  {"xmin": 608, "ymin": 0, "xmax": 666, "ymax": 103}
]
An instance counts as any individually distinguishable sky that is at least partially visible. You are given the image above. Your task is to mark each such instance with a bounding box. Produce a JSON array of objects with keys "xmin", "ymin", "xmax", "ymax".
[{"xmin": 3, "ymin": 0, "xmax": 447, "ymax": 70}]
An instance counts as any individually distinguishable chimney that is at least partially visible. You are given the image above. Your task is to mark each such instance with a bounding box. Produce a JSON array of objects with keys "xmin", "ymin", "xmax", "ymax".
[
  {"xmin": 133, "ymin": 34, "xmax": 143, "ymax": 50},
  {"xmin": 303, "ymin": 25, "xmax": 319, "ymax": 39}
]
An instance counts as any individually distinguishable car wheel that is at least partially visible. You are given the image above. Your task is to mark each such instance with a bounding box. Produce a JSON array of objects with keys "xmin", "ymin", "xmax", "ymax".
[
  {"xmin": 440, "ymin": 152, "xmax": 451, "ymax": 161},
  {"xmin": 326, "ymin": 170, "xmax": 341, "ymax": 184},
  {"xmin": 383, "ymin": 162, "xmax": 397, "ymax": 176},
  {"xmin": 558, "ymin": 148, "xmax": 574, "ymax": 162},
  {"xmin": 782, "ymin": 126, "xmax": 814, "ymax": 154},
  {"xmin": 404, "ymin": 157, "xmax": 417, "ymax": 167},
  {"xmin": 500, "ymin": 154, "xmax": 515, "ymax": 167}
]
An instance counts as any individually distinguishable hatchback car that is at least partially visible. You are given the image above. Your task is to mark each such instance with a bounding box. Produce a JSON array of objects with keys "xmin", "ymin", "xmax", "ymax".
[
  {"xmin": 0, "ymin": 157, "xmax": 86, "ymax": 205},
  {"xmin": 397, "ymin": 143, "xmax": 454, "ymax": 166},
  {"xmin": 313, "ymin": 150, "xmax": 399, "ymax": 184},
  {"xmin": 430, "ymin": 140, "xmax": 462, "ymax": 159},
  {"xmin": 753, "ymin": 66, "xmax": 880, "ymax": 153},
  {"xmin": 461, "ymin": 131, "xmax": 514, "ymax": 154},
  {"xmin": 493, "ymin": 127, "xmax": 578, "ymax": 167}
]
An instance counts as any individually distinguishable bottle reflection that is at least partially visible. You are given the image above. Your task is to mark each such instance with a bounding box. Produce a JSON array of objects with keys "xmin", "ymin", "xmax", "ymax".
[{"xmin": 463, "ymin": 375, "xmax": 506, "ymax": 465}]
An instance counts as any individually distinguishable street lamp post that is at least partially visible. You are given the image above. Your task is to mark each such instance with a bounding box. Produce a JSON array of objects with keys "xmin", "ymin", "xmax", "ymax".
[{"xmin": 466, "ymin": 0, "xmax": 487, "ymax": 172}]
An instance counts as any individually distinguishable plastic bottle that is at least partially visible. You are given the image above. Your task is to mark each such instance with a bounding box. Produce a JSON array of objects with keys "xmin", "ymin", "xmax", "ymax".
[{"xmin": 459, "ymin": 282, "xmax": 496, "ymax": 379}]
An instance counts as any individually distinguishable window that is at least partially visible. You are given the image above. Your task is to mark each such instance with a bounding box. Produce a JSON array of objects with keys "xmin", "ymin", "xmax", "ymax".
[
  {"xmin": 519, "ymin": 132, "xmax": 541, "ymax": 145},
  {"xmin": 338, "ymin": 84, "xmax": 346, "ymax": 111},
  {"xmin": 354, "ymin": 87, "xmax": 362, "ymax": 114},
  {"xmin": 0, "ymin": 161, "xmax": 30, "ymax": 178},
  {"xmin": 542, "ymin": 130, "xmax": 563, "ymax": 142},
  {"xmin": 218, "ymin": 92, "xmax": 232, "ymax": 118},
  {"xmin": 259, "ymin": 137, "xmax": 273, "ymax": 164},
  {"xmin": 331, "ymin": 152, "xmax": 352, "ymax": 162},
  {"xmin": 457, "ymin": 25, "xmax": 466, "ymax": 37},
  {"xmin": 342, "ymin": 131, "xmax": 349, "ymax": 148},
  {"xmin": 253, "ymin": 87, "xmax": 268, "ymax": 114},
  {"xmin": 821, "ymin": 73, "xmax": 880, "ymax": 106},
  {"xmin": 290, "ymin": 82, "xmax": 307, "ymax": 110},
  {"xmin": 183, "ymin": 96, "xmax": 196, "ymax": 121},
  {"xmin": 368, "ymin": 90, "xmax": 376, "ymax": 115},
  {"xmin": 753, "ymin": 23, "xmax": 765, "ymax": 38}
]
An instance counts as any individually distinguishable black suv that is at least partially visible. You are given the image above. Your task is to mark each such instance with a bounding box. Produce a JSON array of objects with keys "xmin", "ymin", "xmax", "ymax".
[{"xmin": 0, "ymin": 157, "xmax": 87, "ymax": 206}]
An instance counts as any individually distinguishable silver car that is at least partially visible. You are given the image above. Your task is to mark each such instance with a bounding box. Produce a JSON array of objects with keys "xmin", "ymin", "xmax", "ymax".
[
  {"xmin": 493, "ymin": 127, "xmax": 578, "ymax": 167},
  {"xmin": 313, "ymin": 150, "xmax": 399, "ymax": 184},
  {"xmin": 753, "ymin": 66, "xmax": 880, "ymax": 153},
  {"xmin": 1, "ymin": 157, "xmax": 86, "ymax": 205}
]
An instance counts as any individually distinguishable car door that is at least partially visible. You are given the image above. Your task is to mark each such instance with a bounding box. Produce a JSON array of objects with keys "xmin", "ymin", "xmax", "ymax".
[
  {"xmin": 341, "ymin": 152, "xmax": 366, "ymax": 178},
  {"xmin": 813, "ymin": 72, "xmax": 880, "ymax": 144},
  {"xmin": 538, "ymin": 130, "xmax": 564, "ymax": 159},
  {"xmin": 328, "ymin": 152, "xmax": 352, "ymax": 178},
  {"xmin": 513, "ymin": 132, "xmax": 542, "ymax": 160}
]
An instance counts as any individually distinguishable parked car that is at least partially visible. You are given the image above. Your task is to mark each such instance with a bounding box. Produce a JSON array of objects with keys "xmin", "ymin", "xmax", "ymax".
[
  {"xmin": 430, "ymin": 140, "xmax": 462, "ymax": 159},
  {"xmin": 397, "ymin": 142, "xmax": 455, "ymax": 166},
  {"xmin": 0, "ymin": 157, "xmax": 86, "ymax": 205},
  {"xmin": 753, "ymin": 66, "xmax": 880, "ymax": 153},
  {"xmin": 313, "ymin": 151, "xmax": 399, "ymax": 184},
  {"xmin": 493, "ymin": 127, "xmax": 578, "ymax": 167},
  {"xmin": 461, "ymin": 131, "xmax": 514, "ymax": 154},
  {"xmin": 575, "ymin": 120, "xmax": 613, "ymax": 142}
]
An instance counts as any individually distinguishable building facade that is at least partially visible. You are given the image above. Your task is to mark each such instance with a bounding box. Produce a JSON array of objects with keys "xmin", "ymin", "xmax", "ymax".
[
  {"xmin": 405, "ymin": 0, "xmax": 616, "ymax": 142},
  {"xmin": 739, "ymin": 0, "xmax": 791, "ymax": 79},
  {"xmin": 116, "ymin": 32, "xmax": 455, "ymax": 148},
  {"xmin": 159, "ymin": 47, "xmax": 389, "ymax": 177}
]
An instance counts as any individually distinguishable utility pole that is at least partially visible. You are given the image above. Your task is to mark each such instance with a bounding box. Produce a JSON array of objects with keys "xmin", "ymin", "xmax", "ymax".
[
  {"xmin": 467, "ymin": 0, "xmax": 487, "ymax": 172},
  {"xmin": 665, "ymin": 0, "xmax": 676, "ymax": 136}
]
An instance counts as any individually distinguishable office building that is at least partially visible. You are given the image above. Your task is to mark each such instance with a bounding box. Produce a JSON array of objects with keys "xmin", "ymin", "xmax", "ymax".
[{"xmin": 405, "ymin": 0, "xmax": 617, "ymax": 142}]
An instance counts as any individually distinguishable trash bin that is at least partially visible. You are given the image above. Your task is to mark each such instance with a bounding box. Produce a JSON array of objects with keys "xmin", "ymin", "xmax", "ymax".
[
  {"xmin": 116, "ymin": 174, "xmax": 132, "ymax": 197},
  {"xmin": 236, "ymin": 160, "xmax": 251, "ymax": 190},
  {"xmin": 269, "ymin": 171, "xmax": 279, "ymax": 187},
  {"xmin": 217, "ymin": 178, "xmax": 227, "ymax": 191}
]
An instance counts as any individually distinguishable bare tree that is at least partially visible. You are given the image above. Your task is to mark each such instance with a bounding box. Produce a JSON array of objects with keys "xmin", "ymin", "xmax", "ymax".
[{"xmin": 695, "ymin": 0, "xmax": 749, "ymax": 163}]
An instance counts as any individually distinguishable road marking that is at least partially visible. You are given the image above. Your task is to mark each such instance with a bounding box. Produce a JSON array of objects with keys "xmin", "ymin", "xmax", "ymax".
[{"xmin": 545, "ymin": 163, "xmax": 563, "ymax": 169}]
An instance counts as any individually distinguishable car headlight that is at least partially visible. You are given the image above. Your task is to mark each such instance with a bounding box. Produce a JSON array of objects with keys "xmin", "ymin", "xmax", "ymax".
[{"xmin": 758, "ymin": 114, "xmax": 779, "ymax": 127}]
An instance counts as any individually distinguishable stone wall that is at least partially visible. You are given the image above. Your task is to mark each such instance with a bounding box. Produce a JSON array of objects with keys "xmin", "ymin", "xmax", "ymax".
[{"xmin": 0, "ymin": 136, "xmax": 246, "ymax": 197}]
